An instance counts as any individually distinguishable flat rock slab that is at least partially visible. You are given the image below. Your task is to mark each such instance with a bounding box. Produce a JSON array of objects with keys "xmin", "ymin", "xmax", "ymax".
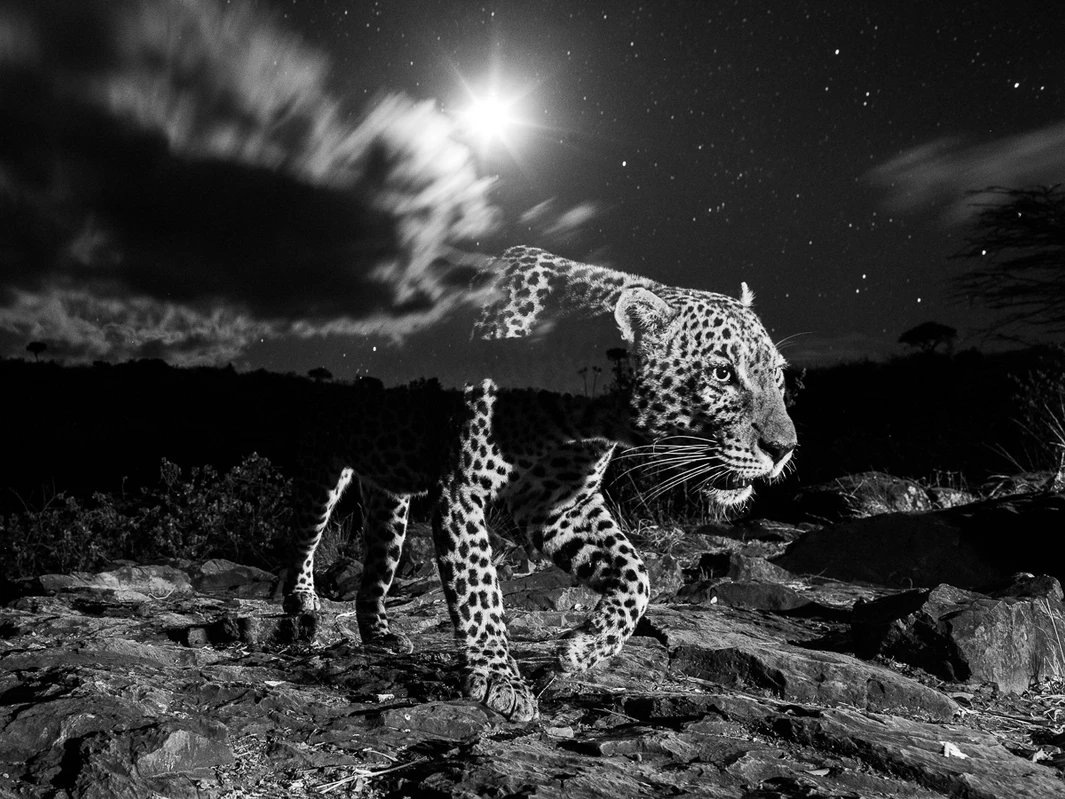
[
  {"xmin": 643, "ymin": 606, "xmax": 959, "ymax": 720},
  {"xmin": 775, "ymin": 706, "xmax": 1065, "ymax": 799}
]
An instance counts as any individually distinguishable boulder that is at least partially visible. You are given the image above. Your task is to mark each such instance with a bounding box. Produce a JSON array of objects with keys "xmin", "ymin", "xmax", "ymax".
[
  {"xmin": 775, "ymin": 492, "xmax": 1065, "ymax": 590},
  {"xmin": 37, "ymin": 564, "xmax": 192, "ymax": 601},
  {"xmin": 192, "ymin": 558, "xmax": 277, "ymax": 598},
  {"xmin": 853, "ymin": 576, "xmax": 1065, "ymax": 693},
  {"xmin": 791, "ymin": 471, "xmax": 933, "ymax": 521},
  {"xmin": 642, "ymin": 606, "xmax": 958, "ymax": 720}
]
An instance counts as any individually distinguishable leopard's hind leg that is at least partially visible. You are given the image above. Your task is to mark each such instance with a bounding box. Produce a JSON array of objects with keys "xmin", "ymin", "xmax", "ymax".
[
  {"xmin": 355, "ymin": 483, "xmax": 412, "ymax": 653},
  {"xmin": 283, "ymin": 466, "xmax": 354, "ymax": 614}
]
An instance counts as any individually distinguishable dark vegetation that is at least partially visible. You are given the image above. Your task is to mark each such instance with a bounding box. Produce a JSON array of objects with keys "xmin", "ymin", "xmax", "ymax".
[
  {"xmin": 953, "ymin": 184, "xmax": 1065, "ymax": 335},
  {"xmin": 2, "ymin": 344, "xmax": 1063, "ymax": 581}
]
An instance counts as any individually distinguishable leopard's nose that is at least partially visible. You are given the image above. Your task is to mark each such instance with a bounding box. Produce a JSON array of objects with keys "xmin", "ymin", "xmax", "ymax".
[{"xmin": 759, "ymin": 435, "xmax": 796, "ymax": 465}]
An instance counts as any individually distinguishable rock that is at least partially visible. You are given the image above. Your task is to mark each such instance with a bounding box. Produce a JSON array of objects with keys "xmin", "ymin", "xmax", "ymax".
[
  {"xmin": 37, "ymin": 564, "xmax": 192, "ymax": 601},
  {"xmin": 853, "ymin": 578, "xmax": 1065, "ymax": 693},
  {"xmin": 4, "ymin": 551, "xmax": 1060, "ymax": 798},
  {"xmin": 62, "ymin": 721, "xmax": 234, "ymax": 799},
  {"xmin": 320, "ymin": 557, "xmax": 363, "ymax": 600},
  {"xmin": 689, "ymin": 580, "xmax": 810, "ymax": 612},
  {"xmin": 397, "ymin": 522, "xmax": 437, "ymax": 578},
  {"xmin": 192, "ymin": 558, "xmax": 277, "ymax": 598},
  {"xmin": 792, "ymin": 471, "xmax": 934, "ymax": 520},
  {"xmin": 643, "ymin": 606, "xmax": 958, "ymax": 720},
  {"xmin": 927, "ymin": 486, "xmax": 977, "ymax": 509},
  {"xmin": 775, "ymin": 492, "xmax": 1065, "ymax": 590},
  {"xmin": 181, "ymin": 611, "xmax": 319, "ymax": 649},
  {"xmin": 774, "ymin": 706, "xmax": 1064, "ymax": 799},
  {"xmin": 375, "ymin": 701, "xmax": 492, "ymax": 743},
  {"xmin": 502, "ymin": 570, "xmax": 599, "ymax": 611},
  {"xmin": 644, "ymin": 552, "xmax": 685, "ymax": 601},
  {"xmin": 726, "ymin": 552, "xmax": 795, "ymax": 583}
]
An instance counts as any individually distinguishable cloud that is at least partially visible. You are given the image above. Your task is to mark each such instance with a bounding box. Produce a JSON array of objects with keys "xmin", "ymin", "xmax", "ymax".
[
  {"xmin": 518, "ymin": 198, "xmax": 601, "ymax": 245},
  {"xmin": 868, "ymin": 122, "xmax": 1065, "ymax": 223},
  {"xmin": 0, "ymin": 0, "xmax": 499, "ymax": 361}
]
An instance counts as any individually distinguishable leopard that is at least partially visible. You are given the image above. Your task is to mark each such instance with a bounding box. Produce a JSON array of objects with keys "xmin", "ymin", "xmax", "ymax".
[{"xmin": 282, "ymin": 245, "xmax": 796, "ymax": 722}]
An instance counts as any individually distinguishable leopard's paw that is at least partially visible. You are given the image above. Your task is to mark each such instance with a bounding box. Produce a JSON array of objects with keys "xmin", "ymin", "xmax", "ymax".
[
  {"xmin": 282, "ymin": 589, "xmax": 320, "ymax": 615},
  {"xmin": 464, "ymin": 671, "xmax": 539, "ymax": 722},
  {"xmin": 362, "ymin": 631, "xmax": 414, "ymax": 655},
  {"xmin": 558, "ymin": 626, "xmax": 623, "ymax": 673}
]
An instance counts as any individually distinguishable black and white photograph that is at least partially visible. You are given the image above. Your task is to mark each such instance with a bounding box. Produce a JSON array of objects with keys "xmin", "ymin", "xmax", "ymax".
[{"xmin": 1, "ymin": 1, "xmax": 1064, "ymax": 796}]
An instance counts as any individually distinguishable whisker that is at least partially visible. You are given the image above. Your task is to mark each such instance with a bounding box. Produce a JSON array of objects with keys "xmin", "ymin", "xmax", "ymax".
[
  {"xmin": 613, "ymin": 451, "xmax": 718, "ymax": 479},
  {"xmin": 642, "ymin": 462, "xmax": 725, "ymax": 501}
]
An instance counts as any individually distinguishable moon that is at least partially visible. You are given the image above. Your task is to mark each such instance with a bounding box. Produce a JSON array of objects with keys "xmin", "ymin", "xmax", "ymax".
[{"xmin": 460, "ymin": 92, "xmax": 520, "ymax": 148}]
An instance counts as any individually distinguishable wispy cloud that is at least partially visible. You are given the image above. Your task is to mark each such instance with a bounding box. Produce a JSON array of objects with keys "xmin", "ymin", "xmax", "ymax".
[
  {"xmin": 518, "ymin": 198, "xmax": 601, "ymax": 246},
  {"xmin": 868, "ymin": 122, "xmax": 1065, "ymax": 223},
  {"xmin": 0, "ymin": 0, "xmax": 499, "ymax": 361}
]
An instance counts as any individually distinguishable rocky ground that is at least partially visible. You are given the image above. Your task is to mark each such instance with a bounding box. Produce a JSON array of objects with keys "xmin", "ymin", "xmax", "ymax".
[{"xmin": 2, "ymin": 477, "xmax": 1065, "ymax": 798}]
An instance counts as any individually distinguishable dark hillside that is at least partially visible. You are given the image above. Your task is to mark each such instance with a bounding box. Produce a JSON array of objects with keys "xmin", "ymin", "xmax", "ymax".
[
  {"xmin": 2, "ymin": 360, "xmax": 408, "ymax": 513},
  {"xmin": 2, "ymin": 347, "xmax": 1058, "ymax": 514},
  {"xmin": 786, "ymin": 348, "xmax": 1061, "ymax": 485}
]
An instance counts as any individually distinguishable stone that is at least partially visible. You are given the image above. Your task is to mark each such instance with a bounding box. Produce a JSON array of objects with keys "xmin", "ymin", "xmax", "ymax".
[
  {"xmin": 644, "ymin": 552, "xmax": 685, "ymax": 601},
  {"xmin": 181, "ymin": 612, "xmax": 318, "ymax": 649},
  {"xmin": 791, "ymin": 471, "xmax": 933, "ymax": 521},
  {"xmin": 502, "ymin": 570, "xmax": 600, "ymax": 612},
  {"xmin": 696, "ymin": 580, "xmax": 810, "ymax": 612},
  {"xmin": 726, "ymin": 552, "xmax": 795, "ymax": 583},
  {"xmin": 643, "ymin": 606, "xmax": 958, "ymax": 720},
  {"xmin": 775, "ymin": 706, "xmax": 1065, "ymax": 799},
  {"xmin": 853, "ymin": 578, "xmax": 1065, "ymax": 693},
  {"xmin": 192, "ymin": 558, "xmax": 277, "ymax": 598},
  {"xmin": 375, "ymin": 702, "xmax": 492, "ymax": 743},
  {"xmin": 319, "ymin": 557, "xmax": 363, "ymax": 601},
  {"xmin": 37, "ymin": 564, "xmax": 192, "ymax": 601},
  {"xmin": 775, "ymin": 492, "xmax": 1065, "ymax": 590},
  {"xmin": 927, "ymin": 486, "xmax": 977, "ymax": 509},
  {"xmin": 3, "ymin": 543, "xmax": 1060, "ymax": 799}
]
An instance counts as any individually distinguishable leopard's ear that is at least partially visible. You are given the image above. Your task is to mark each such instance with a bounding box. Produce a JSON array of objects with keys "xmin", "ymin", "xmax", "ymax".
[
  {"xmin": 740, "ymin": 282, "xmax": 755, "ymax": 307},
  {"xmin": 614, "ymin": 286, "xmax": 677, "ymax": 344}
]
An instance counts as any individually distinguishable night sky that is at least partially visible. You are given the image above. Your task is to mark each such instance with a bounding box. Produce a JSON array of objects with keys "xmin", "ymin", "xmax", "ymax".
[{"xmin": 2, "ymin": 1, "xmax": 1064, "ymax": 392}]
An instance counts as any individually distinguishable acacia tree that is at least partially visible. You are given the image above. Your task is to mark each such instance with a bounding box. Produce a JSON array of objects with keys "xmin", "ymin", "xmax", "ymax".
[
  {"xmin": 898, "ymin": 321, "xmax": 957, "ymax": 353},
  {"xmin": 26, "ymin": 341, "xmax": 46, "ymax": 361},
  {"xmin": 953, "ymin": 185, "xmax": 1065, "ymax": 334}
]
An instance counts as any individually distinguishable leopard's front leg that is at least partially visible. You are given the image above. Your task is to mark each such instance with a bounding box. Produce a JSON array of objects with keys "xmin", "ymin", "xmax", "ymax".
[{"xmin": 431, "ymin": 479, "xmax": 537, "ymax": 721}]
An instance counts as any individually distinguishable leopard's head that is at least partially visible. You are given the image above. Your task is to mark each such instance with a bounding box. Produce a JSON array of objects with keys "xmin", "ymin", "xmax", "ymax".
[{"xmin": 614, "ymin": 283, "xmax": 796, "ymax": 507}]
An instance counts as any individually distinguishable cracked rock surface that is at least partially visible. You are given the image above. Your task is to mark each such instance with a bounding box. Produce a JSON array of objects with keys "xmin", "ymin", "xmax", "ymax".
[{"xmin": 3, "ymin": 508, "xmax": 1065, "ymax": 798}]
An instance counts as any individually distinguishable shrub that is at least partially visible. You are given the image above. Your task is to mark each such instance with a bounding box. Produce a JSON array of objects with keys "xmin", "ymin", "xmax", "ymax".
[
  {"xmin": 0, "ymin": 453, "xmax": 292, "ymax": 580},
  {"xmin": 1010, "ymin": 346, "xmax": 1065, "ymax": 472}
]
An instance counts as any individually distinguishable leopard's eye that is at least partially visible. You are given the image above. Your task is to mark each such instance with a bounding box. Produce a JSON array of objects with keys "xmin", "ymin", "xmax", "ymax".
[{"xmin": 710, "ymin": 364, "xmax": 734, "ymax": 383}]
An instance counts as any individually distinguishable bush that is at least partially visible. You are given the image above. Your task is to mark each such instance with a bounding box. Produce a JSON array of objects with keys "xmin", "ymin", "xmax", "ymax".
[
  {"xmin": 0, "ymin": 453, "xmax": 292, "ymax": 580},
  {"xmin": 1010, "ymin": 346, "xmax": 1065, "ymax": 472}
]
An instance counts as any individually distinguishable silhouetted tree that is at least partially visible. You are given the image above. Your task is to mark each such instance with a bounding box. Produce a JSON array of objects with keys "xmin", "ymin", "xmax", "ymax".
[
  {"xmin": 577, "ymin": 366, "xmax": 589, "ymax": 396},
  {"xmin": 307, "ymin": 367, "xmax": 332, "ymax": 382},
  {"xmin": 898, "ymin": 322, "xmax": 957, "ymax": 353},
  {"xmin": 26, "ymin": 341, "xmax": 46, "ymax": 361},
  {"xmin": 954, "ymin": 185, "xmax": 1065, "ymax": 334}
]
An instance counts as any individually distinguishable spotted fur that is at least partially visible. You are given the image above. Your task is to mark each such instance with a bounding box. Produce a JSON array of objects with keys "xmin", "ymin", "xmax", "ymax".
[{"xmin": 284, "ymin": 246, "xmax": 796, "ymax": 722}]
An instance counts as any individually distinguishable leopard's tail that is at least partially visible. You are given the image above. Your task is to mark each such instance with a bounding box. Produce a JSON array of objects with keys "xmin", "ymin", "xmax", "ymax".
[{"xmin": 473, "ymin": 246, "xmax": 661, "ymax": 339}]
